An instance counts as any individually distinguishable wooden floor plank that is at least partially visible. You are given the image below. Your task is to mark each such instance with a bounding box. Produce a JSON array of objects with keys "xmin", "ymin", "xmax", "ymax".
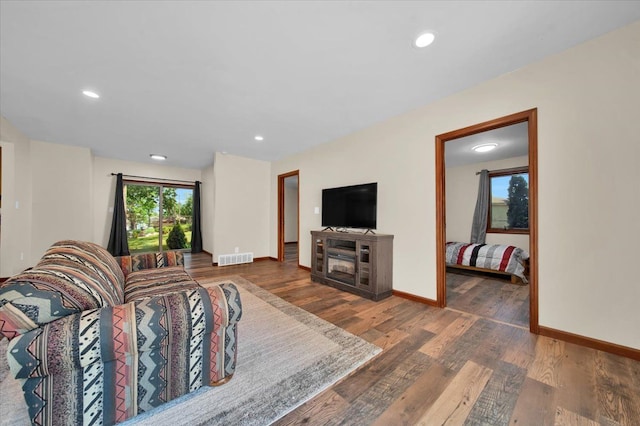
[
  {"xmin": 274, "ymin": 389, "xmax": 349, "ymax": 426},
  {"xmin": 527, "ymin": 336, "xmax": 565, "ymax": 388},
  {"xmin": 370, "ymin": 361, "xmax": 454, "ymax": 426},
  {"xmin": 555, "ymin": 406, "xmax": 600, "ymax": 426},
  {"xmin": 594, "ymin": 350, "xmax": 640, "ymax": 425},
  {"xmin": 509, "ymin": 377, "xmax": 558, "ymax": 425},
  {"xmin": 418, "ymin": 314, "xmax": 477, "ymax": 359},
  {"xmin": 415, "ymin": 360, "xmax": 493, "ymax": 425},
  {"xmin": 556, "ymin": 342, "xmax": 599, "ymax": 421},
  {"xmin": 329, "ymin": 350, "xmax": 436, "ymax": 425}
]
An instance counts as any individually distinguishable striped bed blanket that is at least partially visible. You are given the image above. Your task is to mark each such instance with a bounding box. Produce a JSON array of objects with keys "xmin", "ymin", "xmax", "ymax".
[{"xmin": 445, "ymin": 242, "xmax": 529, "ymax": 283}]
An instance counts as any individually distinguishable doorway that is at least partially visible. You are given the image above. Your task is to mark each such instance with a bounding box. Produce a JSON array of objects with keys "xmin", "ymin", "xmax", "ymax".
[
  {"xmin": 277, "ymin": 170, "xmax": 299, "ymax": 264},
  {"xmin": 435, "ymin": 109, "xmax": 539, "ymax": 333}
]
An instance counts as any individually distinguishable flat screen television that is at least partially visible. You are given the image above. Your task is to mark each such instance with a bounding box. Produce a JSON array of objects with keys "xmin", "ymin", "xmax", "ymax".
[{"xmin": 322, "ymin": 182, "xmax": 377, "ymax": 230}]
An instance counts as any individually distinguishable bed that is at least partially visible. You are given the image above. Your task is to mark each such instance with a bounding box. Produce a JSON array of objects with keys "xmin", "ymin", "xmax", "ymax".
[{"xmin": 445, "ymin": 242, "xmax": 530, "ymax": 284}]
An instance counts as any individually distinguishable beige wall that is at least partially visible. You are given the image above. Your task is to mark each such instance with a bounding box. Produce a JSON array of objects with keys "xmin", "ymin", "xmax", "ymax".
[
  {"xmin": 271, "ymin": 21, "xmax": 640, "ymax": 349},
  {"xmin": 1, "ymin": 118, "xmax": 33, "ymax": 275},
  {"xmin": 213, "ymin": 153, "xmax": 270, "ymax": 261},
  {"xmin": 0, "ymin": 133, "xmax": 31, "ymax": 277},
  {"xmin": 284, "ymin": 183, "xmax": 299, "ymax": 243},
  {"xmin": 0, "ymin": 127, "xmax": 208, "ymax": 276},
  {"xmin": 201, "ymin": 162, "xmax": 215, "ymax": 254},
  {"xmin": 446, "ymin": 156, "xmax": 530, "ymax": 250},
  {"xmin": 30, "ymin": 140, "xmax": 94, "ymax": 259},
  {"xmin": 92, "ymin": 157, "xmax": 203, "ymax": 247}
]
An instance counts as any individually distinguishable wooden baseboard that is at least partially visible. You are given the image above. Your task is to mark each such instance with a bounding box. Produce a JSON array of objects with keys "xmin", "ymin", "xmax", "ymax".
[
  {"xmin": 201, "ymin": 249, "xmax": 212, "ymax": 256},
  {"xmin": 299, "ymin": 265, "xmax": 311, "ymax": 272},
  {"xmin": 268, "ymin": 257, "xmax": 278, "ymax": 262},
  {"xmin": 392, "ymin": 290, "xmax": 438, "ymax": 307},
  {"xmin": 538, "ymin": 326, "xmax": 640, "ymax": 361}
]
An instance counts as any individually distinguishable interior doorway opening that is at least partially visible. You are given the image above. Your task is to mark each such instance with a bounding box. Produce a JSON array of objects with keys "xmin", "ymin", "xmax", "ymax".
[
  {"xmin": 435, "ymin": 109, "xmax": 539, "ymax": 333},
  {"xmin": 277, "ymin": 170, "xmax": 299, "ymax": 264}
]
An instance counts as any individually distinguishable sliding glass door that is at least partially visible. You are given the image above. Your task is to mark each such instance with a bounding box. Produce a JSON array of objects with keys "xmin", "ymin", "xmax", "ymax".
[{"xmin": 124, "ymin": 182, "xmax": 194, "ymax": 253}]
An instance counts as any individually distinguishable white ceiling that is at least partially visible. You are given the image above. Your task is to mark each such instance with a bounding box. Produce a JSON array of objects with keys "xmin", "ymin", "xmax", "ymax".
[
  {"xmin": 445, "ymin": 122, "xmax": 529, "ymax": 168},
  {"xmin": 2, "ymin": 1, "xmax": 639, "ymax": 170}
]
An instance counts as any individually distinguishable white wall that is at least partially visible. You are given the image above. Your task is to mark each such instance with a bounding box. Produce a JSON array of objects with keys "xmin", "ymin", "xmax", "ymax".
[
  {"xmin": 213, "ymin": 153, "xmax": 270, "ymax": 260},
  {"xmin": 92, "ymin": 156, "xmax": 203, "ymax": 247},
  {"xmin": 284, "ymin": 182, "xmax": 299, "ymax": 243},
  {"xmin": 446, "ymin": 156, "xmax": 530, "ymax": 251},
  {"xmin": 271, "ymin": 21, "xmax": 640, "ymax": 349}
]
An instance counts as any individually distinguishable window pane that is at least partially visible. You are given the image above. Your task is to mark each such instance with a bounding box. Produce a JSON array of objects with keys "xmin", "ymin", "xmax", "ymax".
[
  {"xmin": 490, "ymin": 173, "xmax": 529, "ymax": 230},
  {"xmin": 125, "ymin": 184, "xmax": 161, "ymax": 253},
  {"xmin": 163, "ymin": 187, "xmax": 193, "ymax": 250}
]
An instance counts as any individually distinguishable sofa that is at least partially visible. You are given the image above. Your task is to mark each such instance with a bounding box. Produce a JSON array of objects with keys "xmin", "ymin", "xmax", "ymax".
[{"xmin": 0, "ymin": 240, "xmax": 242, "ymax": 426}]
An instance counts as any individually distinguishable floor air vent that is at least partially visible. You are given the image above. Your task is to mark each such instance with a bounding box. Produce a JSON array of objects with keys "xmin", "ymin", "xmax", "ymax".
[{"xmin": 218, "ymin": 252, "xmax": 254, "ymax": 266}]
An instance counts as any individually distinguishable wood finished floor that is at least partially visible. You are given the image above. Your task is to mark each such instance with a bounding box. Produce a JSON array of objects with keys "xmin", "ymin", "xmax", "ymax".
[
  {"xmin": 185, "ymin": 253, "xmax": 640, "ymax": 426},
  {"xmin": 446, "ymin": 270, "xmax": 530, "ymax": 328}
]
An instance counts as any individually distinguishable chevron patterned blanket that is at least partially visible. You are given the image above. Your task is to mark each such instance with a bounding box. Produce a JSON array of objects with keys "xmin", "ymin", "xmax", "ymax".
[{"xmin": 445, "ymin": 242, "xmax": 529, "ymax": 282}]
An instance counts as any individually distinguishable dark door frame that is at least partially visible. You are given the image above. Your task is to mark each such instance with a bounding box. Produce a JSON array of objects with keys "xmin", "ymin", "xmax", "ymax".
[
  {"xmin": 277, "ymin": 170, "xmax": 300, "ymax": 263},
  {"xmin": 435, "ymin": 108, "xmax": 539, "ymax": 333}
]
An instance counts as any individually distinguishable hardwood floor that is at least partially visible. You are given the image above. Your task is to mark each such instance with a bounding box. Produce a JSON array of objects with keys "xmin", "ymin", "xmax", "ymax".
[
  {"xmin": 284, "ymin": 242, "xmax": 298, "ymax": 265},
  {"xmin": 446, "ymin": 270, "xmax": 530, "ymax": 328},
  {"xmin": 184, "ymin": 253, "xmax": 640, "ymax": 425}
]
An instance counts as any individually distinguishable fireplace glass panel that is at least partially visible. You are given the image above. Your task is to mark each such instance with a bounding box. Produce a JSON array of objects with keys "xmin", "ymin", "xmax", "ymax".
[{"xmin": 327, "ymin": 255, "xmax": 356, "ymax": 285}]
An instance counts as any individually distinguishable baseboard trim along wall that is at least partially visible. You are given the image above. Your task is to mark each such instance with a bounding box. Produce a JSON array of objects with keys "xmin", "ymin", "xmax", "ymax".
[
  {"xmin": 299, "ymin": 265, "xmax": 311, "ymax": 272},
  {"xmin": 538, "ymin": 326, "xmax": 640, "ymax": 361},
  {"xmin": 392, "ymin": 290, "xmax": 439, "ymax": 307}
]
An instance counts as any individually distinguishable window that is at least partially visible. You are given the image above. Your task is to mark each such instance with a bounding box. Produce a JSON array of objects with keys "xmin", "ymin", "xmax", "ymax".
[
  {"xmin": 487, "ymin": 167, "xmax": 529, "ymax": 233},
  {"xmin": 124, "ymin": 181, "xmax": 194, "ymax": 253}
]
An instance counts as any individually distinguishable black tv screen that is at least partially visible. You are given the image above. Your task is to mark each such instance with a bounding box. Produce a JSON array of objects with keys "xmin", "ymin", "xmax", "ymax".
[{"xmin": 322, "ymin": 182, "xmax": 377, "ymax": 229}]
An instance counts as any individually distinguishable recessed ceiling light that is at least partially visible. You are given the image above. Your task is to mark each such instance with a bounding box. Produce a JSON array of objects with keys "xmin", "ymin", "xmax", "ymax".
[
  {"xmin": 82, "ymin": 90, "xmax": 100, "ymax": 99},
  {"xmin": 150, "ymin": 154, "xmax": 167, "ymax": 161},
  {"xmin": 414, "ymin": 32, "xmax": 435, "ymax": 48},
  {"xmin": 472, "ymin": 143, "xmax": 498, "ymax": 153},
  {"xmin": 254, "ymin": 135, "xmax": 264, "ymax": 141}
]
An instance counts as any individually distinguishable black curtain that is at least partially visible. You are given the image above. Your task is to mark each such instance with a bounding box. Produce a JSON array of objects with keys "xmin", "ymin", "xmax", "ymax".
[
  {"xmin": 107, "ymin": 173, "xmax": 130, "ymax": 256},
  {"xmin": 191, "ymin": 180, "xmax": 203, "ymax": 253}
]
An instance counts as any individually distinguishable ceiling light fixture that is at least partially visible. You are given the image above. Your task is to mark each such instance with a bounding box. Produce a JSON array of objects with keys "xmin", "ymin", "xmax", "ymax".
[
  {"xmin": 472, "ymin": 143, "xmax": 498, "ymax": 153},
  {"xmin": 82, "ymin": 90, "xmax": 100, "ymax": 99},
  {"xmin": 414, "ymin": 32, "xmax": 435, "ymax": 48},
  {"xmin": 150, "ymin": 154, "xmax": 167, "ymax": 161},
  {"xmin": 254, "ymin": 135, "xmax": 264, "ymax": 141}
]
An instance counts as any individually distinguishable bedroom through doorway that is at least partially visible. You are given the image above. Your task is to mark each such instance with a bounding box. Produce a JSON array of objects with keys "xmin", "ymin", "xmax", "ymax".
[{"xmin": 435, "ymin": 109, "xmax": 538, "ymax": 333}]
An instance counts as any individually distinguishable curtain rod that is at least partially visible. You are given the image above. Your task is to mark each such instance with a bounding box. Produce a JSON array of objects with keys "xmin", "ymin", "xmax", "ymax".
[
  {"xmin": 476, "ymin": 166, "xmax": 527, "ymax": 175},
  {"xmin": 111, "ymin": 173, "xmax": 199, "ymax": 185}
]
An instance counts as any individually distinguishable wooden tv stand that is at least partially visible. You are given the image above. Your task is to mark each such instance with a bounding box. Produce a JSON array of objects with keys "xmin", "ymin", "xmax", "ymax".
[{"xmin": 310, "ymin": 230, "xmax": 393, "ymax": 301}]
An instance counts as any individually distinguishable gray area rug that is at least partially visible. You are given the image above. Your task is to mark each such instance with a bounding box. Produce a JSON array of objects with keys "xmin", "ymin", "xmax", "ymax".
[{"xmin": 0, "ymin": 276, "xmax": 381, "ymax": 425}]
